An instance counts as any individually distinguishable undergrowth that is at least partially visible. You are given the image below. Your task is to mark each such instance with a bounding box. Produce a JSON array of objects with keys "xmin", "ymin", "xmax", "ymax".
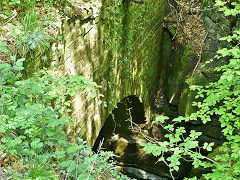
[
  {"xmin": 0, "ymin": 1, "xmax": 132, "ymax": 179},
  {"xmin": 0, "ymin": 58, "xmax": 131, "ymax": 179}
]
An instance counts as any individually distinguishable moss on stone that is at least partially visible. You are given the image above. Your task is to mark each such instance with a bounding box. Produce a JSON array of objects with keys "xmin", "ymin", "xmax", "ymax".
[
  {"xmin": 168, "ymin": 25, "xmax": 176, "ymax": 37},
  {"xmin": 53, "ymin": 0, "xmax": 169, "ymax": 146},
  {"xmin": 178, "ymin": 84, "xmax": 196, "ymax": 117},
  {"xmin": 163, "ymin": 44, "xmax": 195, "ymax": 105}
]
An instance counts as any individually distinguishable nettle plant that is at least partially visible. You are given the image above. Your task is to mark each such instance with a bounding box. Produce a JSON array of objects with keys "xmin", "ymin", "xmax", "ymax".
[
  {"xmin": 0, "ymin": 59, "xmax": 130, "ymax": 179},
  {"xmin": 141, "ymin": 1, "xmax": 240, "ymax": 180}
]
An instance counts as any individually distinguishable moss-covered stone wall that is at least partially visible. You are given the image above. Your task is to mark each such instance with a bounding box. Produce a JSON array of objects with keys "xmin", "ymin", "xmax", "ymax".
[
  {"xmin": 156, "ymin": 0, "xmax": 239, "ymax": 146},
  {"xmin": 52, "ymin": 0, "xmax": 168, "ymax": 146},
  {"xmin": 158, "ymin": 0, "xmax": 239, "ymax": 117}
]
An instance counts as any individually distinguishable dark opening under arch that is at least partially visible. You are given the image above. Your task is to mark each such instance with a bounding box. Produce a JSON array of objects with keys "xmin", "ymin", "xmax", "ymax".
[{"xmin": 93, "ymin": 95, "xmax": 146, "ymax": 150}]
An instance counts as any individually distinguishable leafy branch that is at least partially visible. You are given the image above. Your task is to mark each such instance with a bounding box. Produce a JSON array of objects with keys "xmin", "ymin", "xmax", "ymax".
[{"xmin": 141, "ymin": 1, "xmax": 240, "ymax": 179}]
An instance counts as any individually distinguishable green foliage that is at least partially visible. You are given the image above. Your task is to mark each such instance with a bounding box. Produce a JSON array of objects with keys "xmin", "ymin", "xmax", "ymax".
[
  {"xmin": 0, "ymin": 0, "xmax": 70, "ymax": 15},
  {"xmin": 0, "ymin": 0, "xmax": 71, "ymax": 67},
  {"xmin": 141, "ymin": 116, "xmax": 207, "ymax": 174},
  {"xmin": 215, "ymin": 0, "xmax": 240, "ymax": 16},
  {"xmin": 2, "ymin": 10, "xmax": 53, "ymax": 59},
  {"xmin": 1, "ymin": 0, "xmax": 35, "ymax": 13},
  {"xmin": 0, "ymin": 59, "xmax": 130, "ymax": 179},
  {"xmin": 141, "ymin": 1, "xmax": 240, "ymax": 179},
  {"xmin": 0, "ymin": 0, "xmax": 132, "ymax": 179}
]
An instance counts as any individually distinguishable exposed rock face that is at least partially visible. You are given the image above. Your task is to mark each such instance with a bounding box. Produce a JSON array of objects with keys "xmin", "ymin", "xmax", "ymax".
[
  {"xmin": 99, "ymin": 134, "xmax": 191, "ymax": 179},
  {"xmin": 149, "ymin": 1, "xmax": 239, "ymax": 177},
  {"xmin": 155, "ymin": 0, "xmax": 239, "ymax": 146}
]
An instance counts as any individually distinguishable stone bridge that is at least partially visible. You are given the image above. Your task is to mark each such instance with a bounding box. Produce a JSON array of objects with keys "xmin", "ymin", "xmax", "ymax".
[{"xmin": 52, "ymin": 0, "xmax": 168, "ymax": 146}]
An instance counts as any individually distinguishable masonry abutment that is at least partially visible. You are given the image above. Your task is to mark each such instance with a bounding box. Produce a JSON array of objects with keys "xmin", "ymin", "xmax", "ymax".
[{"xmin": 52, "ymin": 0, "xmax": 168, "ymax": 147}]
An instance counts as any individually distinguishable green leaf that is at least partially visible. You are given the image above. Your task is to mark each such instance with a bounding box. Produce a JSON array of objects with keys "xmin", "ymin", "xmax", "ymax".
[
  {"xmin": 0, "ymin": 43, "xmax": 8, "ymax": 53},
  {"xmin": 30, "ymin": 41, "xmax": 37, "ymax": 49},
  {"xmin": 60, "ymin": 160, "xmax": 74, "ymax": 168},
  {"xmin": 165, "ymin": 124, "xmax": 174, "ymax": 131},
  {"xmin": 173, "ymin": 116, "xmax": 185, "ymax": 122},
  {"xmin": 13, "ymin": 58, "xmax": 25, "ymax": 71},
  {"xmin": 55, "ymin": 150, "xmax": 66, "ymax": 159},
  {"xmin": 0, "ymin": 14, "xmax": 8, "ymax": 19},
  {"xmin": 30, "ymin": 138, "xmax": 44, "ymax": 149},
  {"xmin": 66, "ymin": 145, "xmax": 81, "ymax": 154},
  {"xmin": 46, "ymin": 128, "xmax": 57, "ymax": 137},
  {"xmin": 153, "ymin": 115, "xmax": 169, "ymax": 124},
  {"xmin": 0, "ymin": 63, "xmax": 11, "ymax": 70},
  {"xmin": 78, "ymin": 173, "xmax": 95, "ymax": 180}
]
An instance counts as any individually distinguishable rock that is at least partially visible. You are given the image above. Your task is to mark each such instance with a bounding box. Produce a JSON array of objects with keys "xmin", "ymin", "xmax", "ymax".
[
  {"xmin": 95, "ymin": 127, "xmax": 191, "ymax": 179},
  {"xmin": 94, "ymin": 94, "xmax": 193, "ymax": 179},
  {"xmin": 118, "ymin": 166, "xmax": 168, "ymax": 180},
  {"xmin": 109, "ymin": 136, "xmax": 173, "ymax": 179}
]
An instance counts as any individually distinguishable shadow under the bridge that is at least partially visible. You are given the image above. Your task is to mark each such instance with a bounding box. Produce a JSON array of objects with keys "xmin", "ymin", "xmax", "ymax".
[{"xmin": 93, "ymin": 95, "xmax": 174, "ymax": 179}]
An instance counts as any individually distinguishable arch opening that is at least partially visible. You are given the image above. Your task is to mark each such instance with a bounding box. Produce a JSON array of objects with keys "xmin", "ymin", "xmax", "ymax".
[
  {"xmin": 93, "ymin": 95, "xmax": 146, "ymax": 150},
  {"xmin": 92, "ymin": 96, "xmax": 171, "ymax": 179}
]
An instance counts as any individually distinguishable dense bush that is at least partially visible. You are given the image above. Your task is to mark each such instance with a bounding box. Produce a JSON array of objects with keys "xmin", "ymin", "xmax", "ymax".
[{"xmin": 0, "ymin": 58, "xmax": 132, "ymax": 179}]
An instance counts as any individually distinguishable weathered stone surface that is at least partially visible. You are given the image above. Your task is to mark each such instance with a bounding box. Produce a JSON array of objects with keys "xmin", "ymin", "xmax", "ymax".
[
  {"xmin": 118, "ymin": 166, "xmax": 168, "ymax": 180},
  {"xmin": 52, "ymin": 0, "xmax": 168, "ymax": 146},
  {"xmin": 157, "ymin": 29, "xmax": 199, "ymax": 117},
  {"xmin": 154, "ymin": 0, "xmax": 239, "ymax": 145},
  {"xmin": 156, "ymin": 0, "xmax": 239, "ymax": 117},
  {"xmin": 97, "ymin": 130, "xmax": 173, "ymax": 178}
]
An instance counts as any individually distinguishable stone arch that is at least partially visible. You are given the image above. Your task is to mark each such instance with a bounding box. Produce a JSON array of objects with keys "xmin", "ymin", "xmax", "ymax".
[
  {"xmin": 51, "ymin": 0, "xmax": 168, "ymax": 146},
  {"xmin": 93, "ymin": 95, "xmax": 146, "ymax": 151},
  {"xmin": 93, "ymin": 95, "xmax": 173, "ymax": 179}
]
